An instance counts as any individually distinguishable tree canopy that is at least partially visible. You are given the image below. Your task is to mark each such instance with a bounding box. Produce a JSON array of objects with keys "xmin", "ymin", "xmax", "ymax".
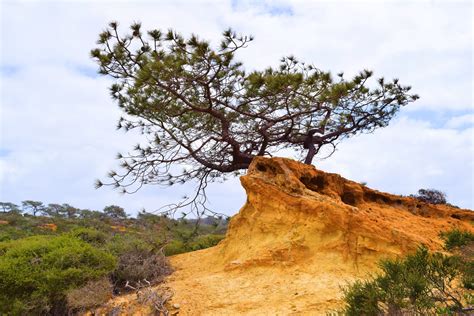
[
  {"xmin": 0, "ymin": 202, "xmax": 19, "ymax": 213},
  {"xmin": 411, "ymin": 189, "xmax": 447, "ymax": 205},
  {"xmin": 103, "ymin": 205, "xmax": 127, "ymax": 219},
  {"xmin": 21, "ymin": 200, "xmax": 45, "ymax": 217},
  {"xmin": 91, "ymin": 22, "xmax": 418, "ymax": 216}
]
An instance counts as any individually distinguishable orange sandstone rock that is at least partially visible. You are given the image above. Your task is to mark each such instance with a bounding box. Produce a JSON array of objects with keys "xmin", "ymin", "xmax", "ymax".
[
  {"xmin": 102, "ymin": 157, "xmax": 473, "ymax": 315},
  {"xmin": 110, "ymin": 225, "xmax": 127, "ymax": 232},
  {"xmin": 39, "ymin": 223, "xmax": 57, "ymax": 231},
  {"xmin": 166, "ymin": 157, "xmax": 473, "ymax": 315}
]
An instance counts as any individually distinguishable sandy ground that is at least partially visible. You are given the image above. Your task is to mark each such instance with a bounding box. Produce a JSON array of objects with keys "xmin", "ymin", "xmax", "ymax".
[{"xmin": 165, "ymin": 247, "xmax": 358, "ymax": 315}]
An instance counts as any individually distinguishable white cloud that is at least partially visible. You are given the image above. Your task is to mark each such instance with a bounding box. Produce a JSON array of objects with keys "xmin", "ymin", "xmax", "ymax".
[
  {"xmin": 316, "ymin": 116, "xmax": 474, "ymax": 209},
  {"xmin": 445, "ymin": 114, "xmax": 474, "ymax": 129},
  {"xmin": 0, "ymin": 0, "xmax": 472, "ymax": 214}
]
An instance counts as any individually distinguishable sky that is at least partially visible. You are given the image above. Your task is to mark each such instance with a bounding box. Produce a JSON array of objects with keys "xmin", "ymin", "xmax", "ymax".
[{"xmin": 0, "ymin": 0, "xmax": 472, "ymax": 216}]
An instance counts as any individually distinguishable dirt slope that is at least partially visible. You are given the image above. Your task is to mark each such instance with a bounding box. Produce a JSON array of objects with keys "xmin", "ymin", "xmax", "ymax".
[{"xmin": 104, "ymin": 157, "xmax": 474, "ymax": 315}]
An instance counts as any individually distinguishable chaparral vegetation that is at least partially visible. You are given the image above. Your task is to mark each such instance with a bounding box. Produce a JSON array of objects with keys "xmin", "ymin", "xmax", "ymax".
[{"xmin": 0, "ymin": 201, "xmax": 227, "ymax": 314}]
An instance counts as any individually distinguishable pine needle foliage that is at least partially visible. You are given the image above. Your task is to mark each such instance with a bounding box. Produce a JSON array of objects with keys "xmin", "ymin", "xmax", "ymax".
[{"xmin": 91, "ymin": 22, "xmax": 418, "ymax": 216}]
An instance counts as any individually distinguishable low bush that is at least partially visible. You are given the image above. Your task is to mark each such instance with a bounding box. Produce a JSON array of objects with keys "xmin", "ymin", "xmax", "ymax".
[
  {"xmin": 66, "ymin": 277, "xmax": 113, "ymax": 312},
  {"xmin": 163, "ymin": 239, "xmax": 187, "ymax": 256},
  {"xmin": 441, "ymin": 229, "xmax": 474, "ymax": 290},
  {"xmin": 108, "ymin": 234, "xmax": 171, "ymax": 290},
  {"xmin": 0, "ymin": 235, "xmax": 116, "ymax": 315},
  {"xmin": 190, "ymin": 234, "xmax": 225, "ymax": 250},
  {"xmin": 342, "ymin": 247, "xmax": 471, "ymax": 315},
  {"xmin": 342, "ymin": 280, "xmax": 381, "ymax": 316},
  {"xmin": 441, "ymin": 228, "xmax": 474, "ymax": 250},
  {"xmin": 163, "ymin": 233, "xmax": 224, "ymax": 255},
  {"xmin": 461, "ymin": 260, "xmax": 474, "ymax": 290},
  {"xmin": 0, "ymin": 225, "xmax": 31, "ymax": 242},
  {"xmin": 0, "ymin": 208, "xmax": 227, "ymax": 314},
  {"xmin": 69, "ymin": 227, "xmax": 109, "ymax": 246}
]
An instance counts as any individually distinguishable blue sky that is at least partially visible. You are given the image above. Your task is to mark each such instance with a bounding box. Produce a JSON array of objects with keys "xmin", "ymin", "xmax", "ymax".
[{"xmin": 0, "ymin": 0, "xmax": 472, "ymax": 215}]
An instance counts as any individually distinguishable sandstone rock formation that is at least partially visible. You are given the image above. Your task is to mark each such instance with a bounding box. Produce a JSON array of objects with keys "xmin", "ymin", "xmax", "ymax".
[
  {"xmin": 219, "ymin": 157, "xmax": 473, "ymax": 270},
  {"xmin": 165, "ymin": 157, "xmax": 473, "ymax": 315},
  {"xmin": 103, "ymin": 157, "xmax": 474, "ymax": 315}
]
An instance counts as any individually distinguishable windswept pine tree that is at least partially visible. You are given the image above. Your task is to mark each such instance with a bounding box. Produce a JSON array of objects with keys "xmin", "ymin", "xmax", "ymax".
[{"xmin": 91, "ymin": 22, "xmax": 418, "ymax": 216}]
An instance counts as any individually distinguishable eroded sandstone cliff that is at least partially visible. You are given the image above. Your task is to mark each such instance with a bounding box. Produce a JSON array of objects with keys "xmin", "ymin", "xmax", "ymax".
[
  {"xmin": 103, "ymin": 157, "xmax": 474, "ymax": 315},
  {"xmin": 218, "ymin": 157, "xmax": 473, "ymax": 272}
]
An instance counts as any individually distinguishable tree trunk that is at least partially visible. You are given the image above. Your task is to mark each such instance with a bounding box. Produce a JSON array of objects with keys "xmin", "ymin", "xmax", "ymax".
[
  {"xmin": 303, "ymin": 131, "xmax": 317, "ymax": 165},
  {"xmin": 304, "ymin": 143, "xmax": 316, "ymax": 165}
]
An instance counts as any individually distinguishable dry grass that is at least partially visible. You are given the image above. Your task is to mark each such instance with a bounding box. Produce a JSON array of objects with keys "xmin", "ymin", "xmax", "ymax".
[{"xmin": 66, "ymin": 278, "xmax": 113, "ymax": 311}]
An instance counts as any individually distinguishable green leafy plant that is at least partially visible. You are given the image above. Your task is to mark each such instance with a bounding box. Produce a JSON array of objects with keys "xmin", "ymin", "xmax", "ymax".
[
  {"xmin": 68, "ymin": 227, "xmax": 109, "ymax": 246},
  {"xmin": 342, "ymin": 279, "xmax": 381, "ymax": 315},
  {"xmin": 342, "ymin": 247, "xmax": 471, "ymax": 315},
  {"xmin": 164, "ymin": 233, "xmax": 224, "ymax": 256},
  {"xmin": 441, "ymin": 228, "xmax": 474, "ymax": 290},
  {"xmin": 0, "ymin": 235, "xmax": 116, "ymax": 314},
  {"xmin": 441, "ymin": 228, "xmax": 474, "ymax": 250},
  {"xmin": 0, "ymin": 205, "xmax": 226, "ymax": 314}
]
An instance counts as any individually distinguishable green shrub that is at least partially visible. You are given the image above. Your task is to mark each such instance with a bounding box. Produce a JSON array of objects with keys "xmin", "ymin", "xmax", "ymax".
[
  {"xmin": 163, "ymin": 234, "xmax": 223, "ymax": 256},
  {"xmin": 188, "ymin": 234, "xmax": 224, "ymax": 250},
  {"xmin": 0, "ymin": 235, "xmax": 116, "ymax": 314},
  {"xmin": 441, "ymin": 228, "xmax": 474, "ymax": 250},
  {"xmin": 164, "ymin": 239, "xmax": 187, "ymax": 256},
  {"xmin": 69, "ymin": 227, "xmax": 109, "ymax": 246},
  {"xmin": 0, "ymin": 213, "xmax": 37, "ymax": 241},
  {"xmin": 0, "ymin": 226, "xmax": 31, "ymax": 242},
  {"xmin": 342, "ymin": 279, "xmax": 381, "ymax": 315},
  {"xmin": 342, "ymin": 247, "xmax": 470, "ymax": 315},
  {"xmin": 0, "ymin": 212, "xmax": 28, "ymax": 226},
  {"xmin": 461, "ymin": 260, "xmax": 474, "ymax": 290},
  {"xmin": 440, "ymin": 229, "xmax": 474, "ymax": 290}
]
